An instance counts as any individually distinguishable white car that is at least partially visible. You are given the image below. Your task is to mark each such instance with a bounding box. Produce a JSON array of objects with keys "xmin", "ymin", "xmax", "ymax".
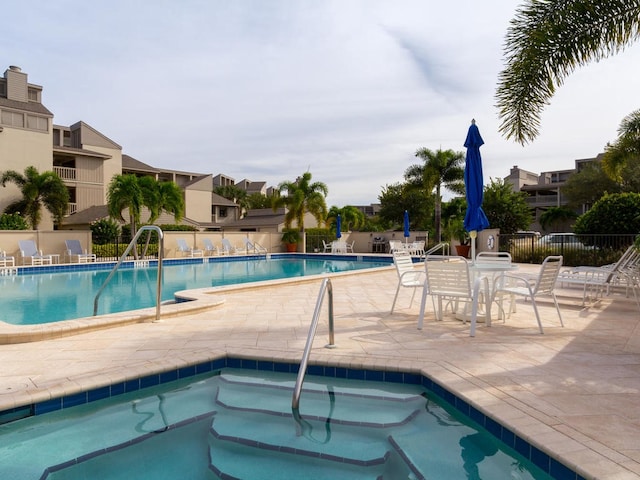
[{"xmin": 538, "ymin": 233, "xmax": 590, "ymax": 249}]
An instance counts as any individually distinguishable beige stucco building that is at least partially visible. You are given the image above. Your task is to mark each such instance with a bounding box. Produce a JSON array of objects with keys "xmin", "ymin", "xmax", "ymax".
[{"xmin": 0, "ymin": 65, "xmax": 319, "ymax": 234}]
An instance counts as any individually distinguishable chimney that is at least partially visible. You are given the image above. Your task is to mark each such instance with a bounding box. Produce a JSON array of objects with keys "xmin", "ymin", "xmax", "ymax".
[{"xmin": 4, "ymin": 65, "xmax": 28, "ymax": 102}]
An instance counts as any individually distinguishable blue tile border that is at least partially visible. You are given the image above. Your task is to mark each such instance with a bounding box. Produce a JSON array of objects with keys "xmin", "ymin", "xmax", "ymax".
[
  {"xmin": 14, "ymin": 253, "xmax": 393, "ymax": 277},
  {"xmin": 2, "ymin": 356, "xmax": 578, "ymax": 480}
]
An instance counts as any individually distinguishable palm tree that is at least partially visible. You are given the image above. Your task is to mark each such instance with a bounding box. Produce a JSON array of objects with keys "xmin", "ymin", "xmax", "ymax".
[
  {"xmin": 407, "ymin": 148, "xmax": 465, "ymax": 242},
  {"xmin": 0, "ymin": 166, "xmax": 69, "ymax": 229},
  {"xmin": 326, "ymin": 205, "xmax": 365, "ymax": 232},
  {"xmin": 602, "ymin": 109, "xmax": 640, "ymax": 181},
  {"xmin": 273, "ymin": 172, "xmax": 328, "ymax": 231},
  {"xmin": 147, "ymin": 180, "xmax": 184, "ymax": 224},
  {"xmin": 107, "ymin": 174, "xmax": 144, "ymax": 240},
  {"xmin": 496, "ymin": 1, "xmax": 640, "ymax": 144}
]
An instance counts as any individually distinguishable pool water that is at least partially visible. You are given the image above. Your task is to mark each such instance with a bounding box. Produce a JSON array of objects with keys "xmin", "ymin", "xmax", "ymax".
[
  {"xmin": 0, "ymin": 369, "xmax": 553, "ymax": 480},
  {"xmin": 0, "ymin": 257, "xmax": 388, "ymax": 325}
]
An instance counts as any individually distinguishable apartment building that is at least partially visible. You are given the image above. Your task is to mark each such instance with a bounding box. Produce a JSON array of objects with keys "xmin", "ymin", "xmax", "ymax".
[
  {"xmin": 504, "ymin": 155, "xmax": 601, "ymax": 232},
  {"xmin": 0, "ymin": 65, "xmax": 247, "ymax": 231}
]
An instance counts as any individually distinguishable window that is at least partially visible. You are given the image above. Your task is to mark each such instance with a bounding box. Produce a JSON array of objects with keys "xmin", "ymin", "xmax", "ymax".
[
  {"xmin": 0, "ymin": 81, "xmax": 5, "ymax": 97},
  {"xmin": 27, "ymin": 115, "xmax": 48, "ymax": 131},
  {"xmin": 219, "ymin": 207, "xmax": 227, "ymax": 218},
  {"xmin": 28, "ymin": 88, "xmax": 39, "ymax": 102},
  {"xmin": 1, "ymin": 110, "xmax": 24, "ymax": 127}
]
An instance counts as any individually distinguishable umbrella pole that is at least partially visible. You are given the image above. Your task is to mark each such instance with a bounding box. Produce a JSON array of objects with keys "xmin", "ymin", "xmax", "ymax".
[{"xmin": 470, "ymin": 230, "xmax": 477, "ymax": 264}]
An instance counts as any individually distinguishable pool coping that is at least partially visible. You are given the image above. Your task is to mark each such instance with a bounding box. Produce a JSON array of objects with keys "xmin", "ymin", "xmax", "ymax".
[{"xmin": 0, "ymin": 254, "xmax": 392, "ymax": 344}]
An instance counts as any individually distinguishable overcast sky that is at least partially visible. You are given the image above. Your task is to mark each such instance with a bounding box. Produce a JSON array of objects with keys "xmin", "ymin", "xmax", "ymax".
[{"xmin": 5, "ymin": 1, "xmax": 640, "ymax": 206}]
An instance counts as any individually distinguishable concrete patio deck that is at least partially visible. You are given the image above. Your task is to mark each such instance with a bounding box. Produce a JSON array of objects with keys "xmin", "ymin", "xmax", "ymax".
[{"xmin": 1, "ymin": 263, "xmax": 639, "ymax": 479}]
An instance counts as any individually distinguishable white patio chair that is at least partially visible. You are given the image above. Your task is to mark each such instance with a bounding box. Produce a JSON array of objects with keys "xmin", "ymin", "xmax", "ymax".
[
  {"xmin": 390, "ymin": 250, "xmax": 426, "ymax": 313},
  {"xmin": 417, "ymin": 255, "xmax": 489, "ymax": 336},
  {"xmin": 345, "ymin": 241, "xmax": 355, "ymax": 253},
  {"xmin": 322, "ymin": 240, "xmax": 333, "ymax": 253},
  {"xmin": 176, "ymin": 238, "xmax": 204, "ymax": 257},
  {"xmin": 492, "ymin": 255, "xmax": 564, "ymax": 334}
]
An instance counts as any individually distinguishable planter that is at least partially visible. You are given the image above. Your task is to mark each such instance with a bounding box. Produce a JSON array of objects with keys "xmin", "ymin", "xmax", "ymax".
[
  {"xmin": 285, "ymin": 243, "xmax": 298, "ymax": 253},
  {"xmin": 455, "ymin": 244, "xmax": 471, "ymax": 258}
]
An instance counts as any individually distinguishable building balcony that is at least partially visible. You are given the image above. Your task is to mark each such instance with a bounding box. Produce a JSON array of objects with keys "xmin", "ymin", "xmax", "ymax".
[{"xmin": 54, "ymin": 166, "xmax": 76, "ymax": 181}]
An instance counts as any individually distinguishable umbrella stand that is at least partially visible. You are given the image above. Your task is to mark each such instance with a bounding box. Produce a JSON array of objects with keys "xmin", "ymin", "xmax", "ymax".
[{"xmin": 470, "ymin": 230, "xmax": 477, "ymax": 264}]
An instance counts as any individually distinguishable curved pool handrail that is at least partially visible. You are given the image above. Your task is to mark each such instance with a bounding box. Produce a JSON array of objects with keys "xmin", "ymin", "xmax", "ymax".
[
  {"xmin": 292, "ymin": 277, "xmax": 334, "ymax": 411},
  {"xmin": 93, "ymin": 226, "xmax": 165, "ymax": 320}
]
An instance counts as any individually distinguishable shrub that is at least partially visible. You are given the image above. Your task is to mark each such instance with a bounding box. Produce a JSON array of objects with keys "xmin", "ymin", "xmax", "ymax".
[
  {"xmin": 91, "ymin": 219, "xmax": 120, "ymax": 245},
  {"xmin": 0, "ymin": 213, "xmax": 28, "ymax": 230}
]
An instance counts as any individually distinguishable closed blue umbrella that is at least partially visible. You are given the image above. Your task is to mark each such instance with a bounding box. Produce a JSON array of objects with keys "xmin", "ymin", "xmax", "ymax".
[
  {"xmin": 403, "ymin": 210, "xmax": 410, "ymax": 244},
  {"xmin": 463, "ymin": 119, "xmax": 489, "ymax": 262},
  {"xmin": 336, "ymin": 214, "xmax": 342, "ymax": 239}
]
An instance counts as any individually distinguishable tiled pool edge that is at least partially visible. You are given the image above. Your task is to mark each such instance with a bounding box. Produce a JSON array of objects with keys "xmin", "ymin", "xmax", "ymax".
[{"xmin": 0, "ymin": 356, "xmax": 583, "ymax": 480}]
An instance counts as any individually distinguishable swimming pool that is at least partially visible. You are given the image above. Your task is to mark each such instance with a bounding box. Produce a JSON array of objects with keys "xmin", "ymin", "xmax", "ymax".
[
  {"xmin": 0, "ymin": 364, "xmax": 559, "ymax": 480},
  {"xmin": 0, "ymin": 255, "xmax": 390, "ymax": 325}
]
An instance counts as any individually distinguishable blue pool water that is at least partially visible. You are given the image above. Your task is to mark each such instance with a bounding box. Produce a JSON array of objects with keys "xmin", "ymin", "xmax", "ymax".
[
  {"xmin": 0, "ymin": 256, "xmax": 389, "ymax": 325},
  {"xmin": 0, "ymin": 367, "xmax": 557, "ymax": 480}
]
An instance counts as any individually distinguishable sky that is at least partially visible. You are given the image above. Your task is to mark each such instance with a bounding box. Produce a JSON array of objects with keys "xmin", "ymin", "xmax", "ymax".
[{"xmin": 5, "ymin": 0, "xmax": 640, "ymax": 207}]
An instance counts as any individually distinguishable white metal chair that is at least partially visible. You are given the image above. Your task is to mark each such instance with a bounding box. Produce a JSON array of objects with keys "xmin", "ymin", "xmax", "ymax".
[
  {"xmin": 492, "ymin": 255, "xmax": 564, "ymax": 334},
  {"xmin": 176, "ymin": 238, "xmax": 204, "ymax": 257},
  {"xmin": 390, "ymin": 250, "xmax": 426, "ymax": 313},
  {"xmin": 417, "ymin": 255, "xmax": 489, "ymax": 336}
]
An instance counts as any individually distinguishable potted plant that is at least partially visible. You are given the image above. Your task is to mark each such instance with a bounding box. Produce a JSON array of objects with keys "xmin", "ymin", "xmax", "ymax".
[
  {"xmin": 281, "ymin": 229, "xmax": 300, "ymax": 252},
  {"xmin": 445, "ymin": 218, "xmax": 471, "ymax": 258}
]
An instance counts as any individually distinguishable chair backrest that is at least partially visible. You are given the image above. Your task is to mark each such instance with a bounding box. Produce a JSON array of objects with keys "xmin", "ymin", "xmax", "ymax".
[
  {"xmin": 476, "ymin": 251, "xmax": 511, "ymax": 264},
  {"xmin": 243, "ymin": 237, "xmax": 253, "ymax": 248},
  {"xmin": 18, "ymin": 240, "xmax": 38, "ymax": 256},
  {"xmin": 176, "ymin": 239, "xmax": 190, "ymax": 251},
  {"xmin": 65, "ymin": 239, "xmax": 83, "ymax": 254},
  {"xmin": 203, "ymin": 238, "xmax": 215, "ymax": 250},
  {"xmin": 389, "ymin": 240, "xmax": 403, "ymax": 253},
  {"xmin": 425, "ymin": 255, "xmax": 471, "ymax": 296},
  {"xmin": 221, "ymin": 238, "xmax": 233, "ymax": 251},
  {"xmin": 392, "ymin": 250, "xmax": 414, "ymax": 278},
  {"xmin": 534, "ymin": 255, "xmax": 563, "ymax": 295}
]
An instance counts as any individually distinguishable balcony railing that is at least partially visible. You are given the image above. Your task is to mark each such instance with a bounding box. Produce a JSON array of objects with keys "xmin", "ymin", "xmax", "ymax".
[
  {"xmin": 54, "ymin": 166, "xmax": 76, "ymax": 181},
  {"xmin": 66, "ymin": 203, "xmax": 77, "ymax": 216}
]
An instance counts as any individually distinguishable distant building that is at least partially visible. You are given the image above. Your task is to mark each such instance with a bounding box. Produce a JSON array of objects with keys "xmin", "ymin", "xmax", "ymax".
[{"xmin": 504, "ymin": 155, "xmax": 602, "ymax": 232}]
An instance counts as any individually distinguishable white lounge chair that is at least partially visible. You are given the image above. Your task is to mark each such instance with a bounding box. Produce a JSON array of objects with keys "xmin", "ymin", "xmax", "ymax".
[
  {"xmin": 322, "ymin": 240, "xmax": 333, "ymax": 253},
  {"xmin": 243, "ymin": 238, "xmax": 267, "ymax": 254},
  {"xmin": 221, "ymin": 238, "xmax": 246, "ymax": 255},
  {"xmin": 0, "ymin": 250, "xmax": 15, "ymax": 268},
  {"xmin": 492, "ymin": 255, "xmax": 564, "ymax": 333},
  {"xmin": 418, "ymin": 255, "xmax": 490, "ymax": 336},
  {"xmin": 202, "ymin": 238, "xmax": 219, "ymax": 256},
  {"xmin": 390, "ymin": 250, "xmax": 426, "ymax": 313},
  {"xmin": 18, "ymin": 240, "xmax": 53, "ymax": 265},
  {"xmin": 176, "ymin": 238, "xmax": 204, "ymax": 257},
  {"xmin": 65, "ymin": 239, "xmax": 96, "ymax": 263}
]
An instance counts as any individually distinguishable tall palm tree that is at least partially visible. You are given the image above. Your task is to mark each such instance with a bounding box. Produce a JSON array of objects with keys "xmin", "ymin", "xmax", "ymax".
[
  {"xmin": 107, "ymin": 174, "xmax": 144, "ymax": 239},
  {"xmin": 0, "ymin": 166, "xmax": 69, "ymax": 229},
  {"xmin": 407, "ymin": 148, "xmax": 465, "ymax": 242},
  {"xmin": 273, "ymin": 172, "xmax": 328, "ymax": 231},
  {"xmin": 496, "ymin": 0, "xmax": 640, "ymax": 144}
]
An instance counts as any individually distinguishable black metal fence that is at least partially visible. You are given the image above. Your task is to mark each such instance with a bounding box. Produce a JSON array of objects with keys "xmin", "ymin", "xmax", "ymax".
[
  {"xmin": 499, "ymin": 233, "xmax": 637, "ymax": 267},
  {"xmin": 92, "ymin": 235, "xmax": 160, "ymax": 261}
]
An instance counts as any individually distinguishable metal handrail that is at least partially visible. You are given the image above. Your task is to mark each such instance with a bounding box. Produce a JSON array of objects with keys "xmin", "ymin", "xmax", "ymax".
[
  {"xmin": 292, "ymin": 278, "xmax": 335, "ymax": 410},
  {"xmin": 93, "ymin": 225, "xmax": 164, "ymax": 321},
  {"xmin": 425, "ymin": 242, "xmax": 450, "ymax": 256}
]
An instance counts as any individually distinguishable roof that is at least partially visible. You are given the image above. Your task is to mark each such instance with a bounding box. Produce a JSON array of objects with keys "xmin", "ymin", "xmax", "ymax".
[
  {"xmin": 53, "ymin": 146, "xmax": 112, "ymax": 160},
  {"xmin": 61, "ymin": 205, "xmax": 110, "ymax": 225},
  {"xmin": 0, "ymin": 97, "xmax": 53, "ymax": 116},
  {"xmin": 122, "ymin": 154, "xmax": 159, "ymax": 173},
  {"xmin": 211, "ymin": 192, "xmax": 239, "ymax": 207}
]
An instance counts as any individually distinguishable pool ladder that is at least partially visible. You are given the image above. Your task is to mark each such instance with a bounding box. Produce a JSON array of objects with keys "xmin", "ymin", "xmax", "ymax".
[
  {"xmin": 292, "ymin": 278, "xmax": 335, "ymax": 410},
  {"xmin": 93, "ymin": 225, "xmax": 165, "ymax": 321}
]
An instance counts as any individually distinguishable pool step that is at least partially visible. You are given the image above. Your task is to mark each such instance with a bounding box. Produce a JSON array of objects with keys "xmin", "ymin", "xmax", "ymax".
[
  {"xmin": 208, "ymin": 432, "xmax": 386, "ymax": 480},
  {"xmin": 217, "ymin": 370, "xmax": 424, "ymax": 427}
]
